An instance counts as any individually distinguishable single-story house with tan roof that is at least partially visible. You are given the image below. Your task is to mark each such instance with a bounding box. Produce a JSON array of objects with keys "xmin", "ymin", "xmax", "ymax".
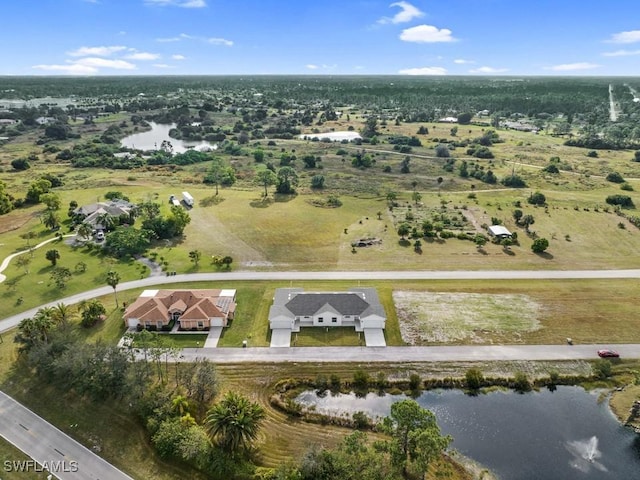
[{"xmin": 124, "ymin": 289, "xmax": 236, "ymax": 331}]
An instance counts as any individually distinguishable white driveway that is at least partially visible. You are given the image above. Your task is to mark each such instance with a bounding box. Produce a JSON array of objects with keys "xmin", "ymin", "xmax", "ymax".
[
  {"xmin": 364, "ymin": 328, "xmax": 386, "ymax": 347},
  {"xmin": 270, "ymin": 329, "xmax": 292, "ymax": 347},
  {"xmin": 204, "ymin": 327, "xmax": 223, "ymax": 348}
]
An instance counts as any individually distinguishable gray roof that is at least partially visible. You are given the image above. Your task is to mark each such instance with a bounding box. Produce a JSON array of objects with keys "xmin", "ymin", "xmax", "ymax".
[
  {"xmin": 286, "ymin": 293, "xmax": 369, "ymax": 316},
  {"xmin": 270, "ymin": 287, "xmax": 385, "ymax": 320}
]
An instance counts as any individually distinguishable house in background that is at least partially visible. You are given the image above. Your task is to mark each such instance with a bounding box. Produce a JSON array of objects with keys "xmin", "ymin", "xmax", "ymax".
[
  {"xmin": 124, "ymin": 289, "xmax": 237, "ymax": 331},
  {"xmin": 269, "ymin": 287, "xmax": 386, "ymax": 347},
  {"xmin": 73, "ymin": 199, "xmax": 134, "ymax": 230},
  {"xmin": 488, "ymin": 225, "xmax": 512, "ymax": 240}
]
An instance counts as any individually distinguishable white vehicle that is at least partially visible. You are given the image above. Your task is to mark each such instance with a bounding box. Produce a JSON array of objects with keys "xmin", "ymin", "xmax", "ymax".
[
  {"xmin": 169, "ymin": 194, "xmax": 180, "ymax": 206},
  {"xmin": 182, "ymin": 191, "xmax": 194, "ymax": 207}
]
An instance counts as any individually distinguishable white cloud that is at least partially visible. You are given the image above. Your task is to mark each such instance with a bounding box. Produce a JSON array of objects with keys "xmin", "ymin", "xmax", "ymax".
[
  {"xmin": 207, "ymin": 37, "xmax": 233, "ymax": 46},
  {"xmin": 545, "ymin": 62, "xmax": 600, "ymax": 71},
  {"xmin": 74, "ymin": 57, "xmax": 137, "ymax": 70},
  {"xmin": 125, "ymin": 52, "xmax": 161, "ymax": 60},
  {"xmin": 67, "ymin": 45, "xmax": 127, "ymax": 57},
  {"xmin": 157, "ymin": 33, "xmax": 232, "ymax": 46},
  {"xmin": 306, "ymin": 64, "xmax": 319, "ymax": 70},
  {"xmin": 144, "ymin": 0, "xmax": 206, "ymax": 7},
  {"xmin": 454, "ymin": 58, "xmax": 474, "ymax": 64},
  {"xmin": 602, "ymin": 49, "xmax": 640, "ymax": 57},
  {"xmin": 607, "ymin": 30, "xmax": 640, "ymax": 44},
  {"xmin": 153, "ymin": 63, "xmax": 174, "ymax": 68},
  {"xmin": 378, "ymin": 1, "xmax": 424, "ymax": 25},
  {"xmin": 32, "ymin": 63, "xmax": 98, "ymax": 75},
  {"xmin": 469, "ymin": 66, "xmax": 509, "ymax": 74},
  {"xmin": 156, "ymin": 36, "xmax": 182, "ymax": 43},
  {"xmin": 400, "ymin": 25, "xmax": 456, "ymax": 43},
  {"xmin": 172, "ymin": 54, "xmax": 186, "ymax": 60},
  {"xmin": 398, "ymin": 66, "xmax": 447, "ymax": 75}
]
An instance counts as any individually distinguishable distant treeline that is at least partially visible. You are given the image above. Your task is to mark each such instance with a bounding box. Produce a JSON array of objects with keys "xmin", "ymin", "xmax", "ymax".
[{"xmin": 0, "ymin": 75, "xmax": 632, "ymax": 122}]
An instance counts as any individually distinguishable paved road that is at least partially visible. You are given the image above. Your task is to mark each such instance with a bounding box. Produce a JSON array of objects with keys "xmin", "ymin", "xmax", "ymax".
[
  {"xmin": 3, "ymin": 268, "xmax": 640, "ymax": 334},
  {"xmin": 0, "ymin": 391, "xmax": 133, "ymax": 480},
  {"xmin": 165, "ymin": 343, "xmax": 640, "ymax": 363}
]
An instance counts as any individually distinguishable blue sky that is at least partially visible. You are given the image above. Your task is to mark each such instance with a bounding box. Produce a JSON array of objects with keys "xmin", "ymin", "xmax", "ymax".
[{"xmin": 3, "ymin": 0, "xmax": 640, "ymax": 76}]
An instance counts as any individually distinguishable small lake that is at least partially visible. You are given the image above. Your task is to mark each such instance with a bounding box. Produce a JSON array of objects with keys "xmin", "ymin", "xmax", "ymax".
[
  {"xmin": 299, "ymin": 131, "xmax": 362, "ymax": 142},
  {"xmin": 296, "ymin": 386, "xmax": 640, "ymax": 480},
  {"xmin": 120, "ymin": 122, "xmax": 217, "ymax": 154}
]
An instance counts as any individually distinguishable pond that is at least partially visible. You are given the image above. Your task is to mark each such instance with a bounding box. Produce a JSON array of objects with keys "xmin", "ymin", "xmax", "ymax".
[
  {"xmin": 296, "ymin": 386, "xmax": 640, "ymax": 480},
  {"xmin": 120, "ymin": 122, "xmax": 217, "ymax": 154},
  {"xmin": 299, "ymin": 131, "xmax": 362, "ymax": 142}
]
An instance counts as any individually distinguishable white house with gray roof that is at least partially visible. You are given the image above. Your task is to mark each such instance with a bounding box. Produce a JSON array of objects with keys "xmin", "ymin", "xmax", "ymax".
[{"xmin": 268, "ymin": 288, "xmax": 386, "ymax": 348}]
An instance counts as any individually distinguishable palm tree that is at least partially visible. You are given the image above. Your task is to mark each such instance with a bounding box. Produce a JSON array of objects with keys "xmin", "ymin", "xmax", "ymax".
[
  {"xmin": 32, "ymin": 308, "xmax": 55, "ymax": 344},
  {"xmin": 171, "ymin": 395, "xmax": 190, "ymax": 416},
  {"xmin": 42, "ymin": 210, "xmax": 60, "ymax": 230},
  {"xmin": 52, "ymin": 302, "xmax": 72, "ymax": 327},
  {"xmin": 106, "ymin": 270, "xmax": 121, "ymax": 308},
  {"xmin": 205, "ymin": 392, "xmax": 266, "ymax": 454},
  {"xmin": 77, "ymin": 223, "xmax": 93, "ymax": 241},
  {"xmin": 45, "ymin": 249, "xmax": 60, "ymax": 266},
  {"xmin": 96, "ymin": 212, "xmax": 115, "ymax": 232}
]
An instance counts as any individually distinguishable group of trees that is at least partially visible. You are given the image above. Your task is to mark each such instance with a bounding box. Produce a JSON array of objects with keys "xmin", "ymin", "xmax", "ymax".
[{"xmin": 277, "ymin": 399, "xmax": 451, "ymax": 480}]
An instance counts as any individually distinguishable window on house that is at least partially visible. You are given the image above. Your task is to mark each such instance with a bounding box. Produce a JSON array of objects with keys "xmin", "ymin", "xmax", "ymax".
[
  {"xmin": 318, "ymin": 317, "xmax": 324, "ymax": 323},
  {"xmin": 197, "ymin": 321, "xmax": 204, "ymax": 329},
  {"xmin": 332, "ymin": 317, "xmax": 338, "ymax": 323}
]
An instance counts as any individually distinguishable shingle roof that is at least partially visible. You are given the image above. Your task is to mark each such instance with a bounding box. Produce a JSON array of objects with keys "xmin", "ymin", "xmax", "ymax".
[
  {"xmin": 124, "ymin": 289, "xmax": 236, "ymax": 323},
  {"xmin": 269, "ymin": 288, "xmax": 385, "ymax": 321}
]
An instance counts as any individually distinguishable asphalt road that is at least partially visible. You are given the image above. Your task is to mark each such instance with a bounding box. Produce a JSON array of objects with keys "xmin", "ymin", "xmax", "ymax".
[
  {"xmin": 0, "ymin": 391, "xmax": 133, "ymax": 480},
  {"xmin": 3, "ymin": 268, "xmax": 640, "ymax": 334},
  {"xmin": 170, "ymin": 343, "xmax": 640, "ymax": 363}
]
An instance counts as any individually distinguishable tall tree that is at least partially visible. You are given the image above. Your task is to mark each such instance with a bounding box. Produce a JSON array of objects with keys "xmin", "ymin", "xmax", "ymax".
[
  {"xmin": 45, "ymin": 249, "xmax": 60, "ymax": 266},
  {"xmin": 41, "ymin": 210, "xmax": 60, "ymax": 230},
  {"xmin": 206, "ymin": 391, "xmax": 265, "ymax": 455},
  {"xmin": 276, "ymin": 166, "xmax": 298, "ymax": 194},
  {"xmin": 106, "ymin": 270, "xmax": 121, "ymax": 307},
  {"xmin": 255, "ymin": 169, "xmax": 277, "ymax": 197},
  {"xmin": 381, "ymin": 399, "xmax": 451, "ymax": 479},
  {"xmin": 189, "ymin": 250, "xmax": 202, "ymax": 267},
  {"xmin": 77, "ymin": 223, "xmax": 93, "ymax": 241}
]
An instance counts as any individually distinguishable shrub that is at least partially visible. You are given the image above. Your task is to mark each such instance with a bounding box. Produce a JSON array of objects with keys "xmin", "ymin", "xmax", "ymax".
[
  {"xmin": 352, "ymin": 411, "xmax": 371, "ymax": 429},
  {"xmin": 329, "ymin": 374, "xmax": 341, "ymax": 391},
  {"xmin": 606, "ymin": 195, "xmax": 634, "ymax": 208},
  {"xmin": 593, "ymin": 359, "xmax": 612, "ymax": 379},
  {"xmin": 621, "ymin": 183, "xmax": 634, "ymax": 191},
  {"xmin": 531, "ymin": 237, "xmax": 549, "ymax": 253},
  {"xmin": 513, "ymin": 372, "xmax": 532, "ymax": 392},
  {"xmin": 408, "ymin": 373, "xmax": 421, "ymax": 391},
  {"xmin": 353, "ymin": 370, "xmax": 370, "ymax": 389},
  {"xmin": 542, "ymin": 163, "xmax": 559, "ymax": 174},
  {"xmin": 587, "ymin": 150, "xmax": 598, "ymax": 158},
  {"xmin": 435, "ymin": 144, "xmax": 450, "ymax": 158},
  {"xmin": 501, "ymin": 175, "xmax": 527, "ymax": 188},
  {"xmin": 606, "ymin": 172, "xmax": 625, "ymax": 183},
  {"xmin": 11, "ymin": 158, "xmax": 30, "ymax": 170},
  {"xmin": 528, "ymin": 191, "xmax": 546, "ymax": 205},
  {"xmin": 465, "ymin": 368, "xmax": 484, "ymax": 390}
]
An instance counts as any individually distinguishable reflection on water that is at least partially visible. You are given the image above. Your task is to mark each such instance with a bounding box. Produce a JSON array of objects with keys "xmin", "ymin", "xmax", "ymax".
[
  {"xmin": 296, "ymin": 386, "xmax": 640, "ymax": 480},
  {"xmin": 120, "ymin": 122, "xmax": 216, "ymax": 154}
]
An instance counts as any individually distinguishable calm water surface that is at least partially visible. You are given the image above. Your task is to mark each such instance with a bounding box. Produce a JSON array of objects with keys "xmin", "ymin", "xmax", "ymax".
[
  {"xmin": 120, "ymin": 122, "xmax": 216, "ymax": 153},
  {"xmin": 296, "ymin": 386, "xmax": 640, "ymax": 480}
]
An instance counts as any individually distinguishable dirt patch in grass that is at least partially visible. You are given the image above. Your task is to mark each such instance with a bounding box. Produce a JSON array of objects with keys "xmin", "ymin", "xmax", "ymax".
[{"xmin": 394, "ymin": 291, "xmax": 541, "ymax": 344}]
